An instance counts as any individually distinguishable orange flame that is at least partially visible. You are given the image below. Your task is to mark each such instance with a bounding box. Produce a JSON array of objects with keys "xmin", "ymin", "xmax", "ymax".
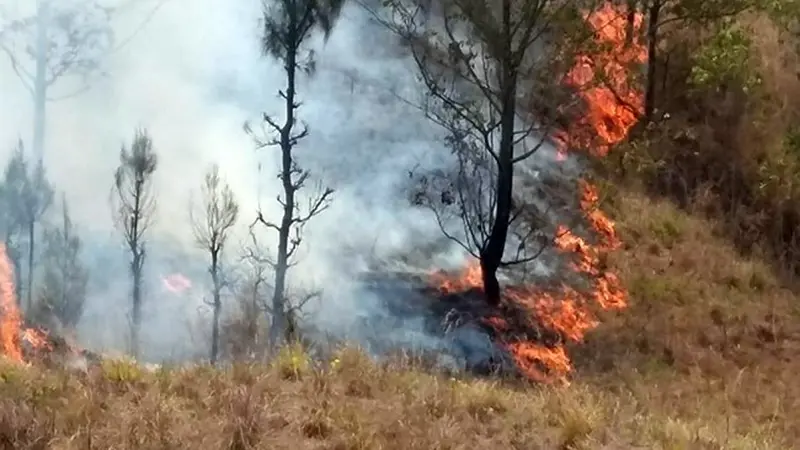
[
  {"xmin": 0, "ymin": 243, "xmax": 52, "ymax": 363},
  {"xmin": 430, "ymin": 2, "xmax": 641, "ymax": 382},
  {"xmin": 0, "ymin": 243, "xmax": 23, "ymax": 361}
]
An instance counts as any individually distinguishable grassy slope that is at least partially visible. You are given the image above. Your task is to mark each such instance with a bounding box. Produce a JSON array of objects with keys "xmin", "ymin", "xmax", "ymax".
[{"xmin": 1, "ymin": 187, "xmax": 798, "ymax": 450}]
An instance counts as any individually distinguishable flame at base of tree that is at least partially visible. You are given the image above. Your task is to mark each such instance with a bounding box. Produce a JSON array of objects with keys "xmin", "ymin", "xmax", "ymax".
[{"xmin": 430, "ymin": 2, "xmax": 643, "ymax": 383}]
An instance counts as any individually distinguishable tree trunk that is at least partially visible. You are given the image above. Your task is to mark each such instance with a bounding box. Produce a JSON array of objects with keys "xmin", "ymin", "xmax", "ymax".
[
  {"xmin": 210, "ymin": 252, "xmax": 221, "ymax": 365},
  {"xmin": 26, "ymin": 220, "xmax": 35, "ymax": 312},
  {"xmin": 269, "ymin": 40, "xmax": 299, "ymax": 350},
  {"xmin": 33, "ymin": 0, "xmax": 48, "ymax": 165},
  {"xmin": 644, "ymin": 0, "xmax": 660, "ymax": 122},
  {"xmin": 130, "ymin": 257, "xmax": 142, "ymax": 359},
  {"xmin": 625, "ymin": 0, "xmax": 638, "ymax": 47},
  {"xmin": 480, "ymin": 0, "xmax": 516, "ymax": 307},
  {"xmin": 480, "ymin": 256, "xmax": 502, "ymax": 305},
  {"xmin": 6, "ymin": 239, "xmax": 23, "ymax": 304}
]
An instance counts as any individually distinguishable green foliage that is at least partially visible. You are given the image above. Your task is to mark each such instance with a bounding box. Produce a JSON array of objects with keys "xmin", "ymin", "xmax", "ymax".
[
  {"xmin": 668, "ymin": 0, "xmax": 756, "ymax": 24},
  {"xmin": 688, "ymin": 21, "xmax": 761, "ymax": 92}
]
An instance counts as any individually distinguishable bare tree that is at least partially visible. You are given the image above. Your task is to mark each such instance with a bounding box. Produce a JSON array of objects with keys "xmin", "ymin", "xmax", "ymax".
[
  {"xmin": 190, "ymin": 164, "xmax": 239, "ymax": 365},
  {"xmin": 111, "ymin": 128, "xmax": 158, "ymax": 359},
  {"xmin": 376, "ymin": 0, "xmax": 587, "ymax": 305},
  {"xmin": 245, "ymin": 0, "xmax": 345, "ymax": 348},
  {"xmin": 223, "ymin": 250, "xmax": 270, "ymax": 360}
]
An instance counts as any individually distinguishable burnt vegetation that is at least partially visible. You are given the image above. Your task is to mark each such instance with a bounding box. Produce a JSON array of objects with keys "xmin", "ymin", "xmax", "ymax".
[{"xmin": 0, "ymin": 0, "xmax": 800, "ymax": 448}]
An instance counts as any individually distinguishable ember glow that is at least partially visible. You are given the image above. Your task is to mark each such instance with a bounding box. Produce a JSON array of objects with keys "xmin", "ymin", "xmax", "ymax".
[
  {"xmin": 0, "ymin": 244, "xmax": 51, "ymax": 363},
  {"xmin": 430, "ymin": 2, "xmax": 642, "ymax": 383}
]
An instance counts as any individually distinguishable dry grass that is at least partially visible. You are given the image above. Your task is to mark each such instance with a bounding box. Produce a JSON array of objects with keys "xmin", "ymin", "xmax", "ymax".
[
  {"xmin": 1, "ymin": 194, "xmax": 798, "ymax": 450},
  {"xmin": 0, "ymin": 340, "xmax": 784, "ymax": 450},
  {"xmin": 574, "ymin": 187, "xmax": 800, "ymax": 447}
]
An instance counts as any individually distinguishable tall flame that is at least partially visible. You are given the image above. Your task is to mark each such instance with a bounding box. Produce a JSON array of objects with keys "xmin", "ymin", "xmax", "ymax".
[
  {"xmin": 0, "ymin": 243, "xmax": 23, "ymax": 361},
  {"xmin": 430, "ymin": 2, "xmax": 643, "ymax": 383},
  {"xmin": 0, "ymin": 244, "xmax": 51, "ymax": 363}
]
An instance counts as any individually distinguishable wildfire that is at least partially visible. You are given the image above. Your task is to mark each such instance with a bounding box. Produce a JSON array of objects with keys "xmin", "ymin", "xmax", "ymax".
[
  {"xmin": 559, "ymin": 2, "xmax": 648, "ymax": 158},
  {"xmin": 430, "ymin": 2, "xmax": 642, "ymax": 382},
  {"xmin": 0, "ymin": 243, "xmax": 52, "ymax": 364}
]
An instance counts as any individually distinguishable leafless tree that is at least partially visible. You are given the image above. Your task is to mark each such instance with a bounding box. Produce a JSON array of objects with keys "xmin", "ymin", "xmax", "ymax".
[
  {"xmin": 190, "ymin": 164, "xmax": 239, "ymax": 365},
  {"xmin": 373, "ymin": 0, "xmax": 589, "ymax": 305},
  {"xmin": 111, "ymin": 128, "xmax": 158, "ymax": 359},
  {"xmin": 245, "ymin": 0, "xmax": 345, "ymax": 348}
]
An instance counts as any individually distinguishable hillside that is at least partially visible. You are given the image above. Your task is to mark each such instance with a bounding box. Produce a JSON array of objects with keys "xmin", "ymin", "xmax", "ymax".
[
  {"xmin": 1, "ymin": 185, "xmax": 797, "ymax": 450},
  {"xmin": 2, "ymin": 1, "xmax": 800, "ymax": 449}
]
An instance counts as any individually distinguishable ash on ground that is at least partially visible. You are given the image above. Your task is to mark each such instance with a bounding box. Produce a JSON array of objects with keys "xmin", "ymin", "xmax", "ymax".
[{"xmin": 308, "ymin": 271, "xmax": 531, "ymax": 378}]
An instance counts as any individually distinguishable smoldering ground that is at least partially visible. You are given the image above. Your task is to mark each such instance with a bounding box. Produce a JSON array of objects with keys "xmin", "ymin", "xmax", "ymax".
[{"xmin": 0, "ymin": 0, "xmax": 576, "ymax": 365}]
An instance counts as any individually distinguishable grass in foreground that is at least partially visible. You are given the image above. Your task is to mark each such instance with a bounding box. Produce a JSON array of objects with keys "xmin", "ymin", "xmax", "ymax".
[
  {"xmin": 1, "ymin": 188, "xmax": 798, "ymax": 450},
  {"xmin": 0, "ymin": 344, "xmax": 782, "ymax": 450}
]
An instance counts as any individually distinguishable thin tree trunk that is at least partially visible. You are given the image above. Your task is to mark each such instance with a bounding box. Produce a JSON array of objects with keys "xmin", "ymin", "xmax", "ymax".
[
  {"xmin": 210, "ymin": 252, "xmax": 221, "ymax": 365},
  {"xmin": 644, "ymin": 0, "xmax": 660, "ymax": 122},
  {"xmin": 270, "ymin": 39, "xmax": 299, "ymax": 350},
  {"xmin": 131, "ymin": 256, "xmax": 142, "ymax": 359},
  {"xmin": 33, "ymin": 0, "xmax": 48, "ymax": 165},
  {"xmin": 625, "ymin": 0, "xmax": 638, "ymax": 47},
  {"xmin": 480, "ymin": 0, "xmax": 516, "ymax": 307},
  {"xmin": 6, "ymin": 238, "xmax": 23, "ymax": 304},
  {"xmin": 26, "ymin": 220, "xmax": 35, "ymax": 311}
]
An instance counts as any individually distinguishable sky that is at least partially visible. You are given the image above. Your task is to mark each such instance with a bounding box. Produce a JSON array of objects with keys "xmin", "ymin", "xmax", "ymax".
[{"xmin": 0, "ymin": 0, "xmax": 570, "ymax": 361}]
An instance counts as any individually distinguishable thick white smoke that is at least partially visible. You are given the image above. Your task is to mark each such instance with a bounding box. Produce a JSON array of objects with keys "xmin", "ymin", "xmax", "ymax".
[{"xmin": 0, "ymin": 0, "xmax": 573, "ymax": 363}]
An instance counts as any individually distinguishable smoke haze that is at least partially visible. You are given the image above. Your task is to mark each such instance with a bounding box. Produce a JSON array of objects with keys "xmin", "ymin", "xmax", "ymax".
[{"xmin": 0, "ymin": 0, "xmax": 569, "ymax": 362}]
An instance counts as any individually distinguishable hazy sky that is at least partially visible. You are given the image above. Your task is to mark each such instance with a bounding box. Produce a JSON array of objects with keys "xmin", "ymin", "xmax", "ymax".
[
  {"xmin": 0, "ymin": 0, "xmax": 462, "ymax": 357},
  {"xmin": 0, "ymin": 0, "xmax": 569, "ymax": 360}
]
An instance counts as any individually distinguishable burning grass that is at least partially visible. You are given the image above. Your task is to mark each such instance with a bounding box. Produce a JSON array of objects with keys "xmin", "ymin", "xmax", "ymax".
[{"xmin": 0, "ymin": 343, "xmax": 784, "ymax": 450}]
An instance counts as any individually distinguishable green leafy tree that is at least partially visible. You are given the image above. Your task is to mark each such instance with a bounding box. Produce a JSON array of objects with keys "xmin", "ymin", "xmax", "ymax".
[{"xmin": 624, "ymin": 0, "xmax": 762, "ymax": 121}]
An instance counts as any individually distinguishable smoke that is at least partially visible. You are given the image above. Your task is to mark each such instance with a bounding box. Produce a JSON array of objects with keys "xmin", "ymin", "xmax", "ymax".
[{"xmin": 0, "ymin": 0, "xmax": 574, "ymax": 364}]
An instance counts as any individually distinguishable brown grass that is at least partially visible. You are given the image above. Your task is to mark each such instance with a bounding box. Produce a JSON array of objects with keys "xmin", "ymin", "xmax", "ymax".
[
  {"xmin": 574, "ymin": 187, "xmax": 800, "ymax": 447},
  {"xmin": 0, "ymin": 338, "xmax": 785, "ymax": 450},
  {"xmin": 2, "ymin": 186, "xmax": 798, "ymax": 450}
]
